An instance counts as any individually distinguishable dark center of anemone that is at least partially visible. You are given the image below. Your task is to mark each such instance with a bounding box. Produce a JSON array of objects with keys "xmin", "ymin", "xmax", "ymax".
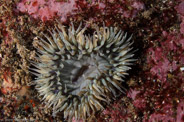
[
  {"xmin": 58, "ymin": 52, "xmax": 109, "ymax": 95},
  {"xmin": 72, "ymin": 65, "xmax": 89, "ymax": 83}
]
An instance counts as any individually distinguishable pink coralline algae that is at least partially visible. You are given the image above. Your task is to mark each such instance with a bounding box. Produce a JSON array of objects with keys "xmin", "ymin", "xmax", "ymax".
[
  {"xmin": 126, "ymin": 24, "xmax": 184, "ymax": 121},
  {"xmin": 131, "ymin": 1, "xmax": 145, "ymax": 10},
  {"xmin": 102, "ymin": 102, "xmax": 132, "ymax": 122},
  {"xmin": 127, "ymin": 76, "xmax": 183, "ymax": 121},
  {"xmin": 146, "ymin": 31, "xmax": 184, "ymax": 83},
  {"xmin": 177, "ymin": 1, "xmax": 184, "ymax": 16},
  {"xmin": 176, "ymin": 1, "xmax": 184, "ymax": 34},
  {"xmin": 127, "ymin": 89, "xmax": 146, "ymax": 110},
  {"xmin": 127, "ymin": 89, "xmax": 140, "ymax": 100},
  {"xmin": 177, "ymin": 99, "xmax": 184, "ymax": 122},
  {"xmin": 17, "ymin": 0, "xmax": 78, "ymax": 22},
  {"xmin": 16, "ymin": 0, "xmax": 145, "ymax": 23},
  {"xmin": 145, "ymin": 104, "xmax": 175, "ymax": 122}
]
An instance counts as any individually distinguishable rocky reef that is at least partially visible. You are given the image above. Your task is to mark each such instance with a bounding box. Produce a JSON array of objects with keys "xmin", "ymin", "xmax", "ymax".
[{"xmin": 0, "ymin": 0, "xmax": 183, "ymax": 121}]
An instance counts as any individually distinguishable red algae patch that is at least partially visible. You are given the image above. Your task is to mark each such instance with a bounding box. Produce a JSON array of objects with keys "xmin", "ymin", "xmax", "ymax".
[
  {"xmin": 177, "ymin": 99, "xmax": 184, "ymax": 122},
  {"xmin": 16, "ymin": 0, "xmax": 145, "ymax": 23},
  {"xmin": 146, "ymin": 32, "xmax": 184, "ymax": 83},
  {"xmin": 16, "ymin": 0, "xmax": 78, "ymax": 22},
  {"xmin": 1, "ymin": 69, "xmax": 20, "ymax": 94},
  {"xmin": 176, "ymin": 1, "xmax": 184, "ymax": 16},
  {"xmin": 176, "ymin": 1, "xmax": 184, "ymax": 34},
  {"xmin": 145, "ymin": 104, "xmax": 175, "ymax": 122}
]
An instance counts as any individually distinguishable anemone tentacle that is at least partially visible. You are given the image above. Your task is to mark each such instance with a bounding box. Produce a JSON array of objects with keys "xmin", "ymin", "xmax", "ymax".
[{"xmin": 30, "ymin": 22, "xmax": 136, "ymax": 120}]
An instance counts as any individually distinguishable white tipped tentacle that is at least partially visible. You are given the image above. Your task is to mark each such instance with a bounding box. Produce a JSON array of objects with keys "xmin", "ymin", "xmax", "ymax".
[{"xmin": 29, "ymin": 22, "xmax": 136, "ymax": 120}]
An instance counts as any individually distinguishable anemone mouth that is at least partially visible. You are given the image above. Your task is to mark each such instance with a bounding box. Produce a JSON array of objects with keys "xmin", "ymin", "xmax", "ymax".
[
  {"xmin": 59, "ymin": 53, "xmax": 109, "ymax": 95},
  {"xmin": 30, "ymin": 22, "xmax": 136, "ymax": 120}
]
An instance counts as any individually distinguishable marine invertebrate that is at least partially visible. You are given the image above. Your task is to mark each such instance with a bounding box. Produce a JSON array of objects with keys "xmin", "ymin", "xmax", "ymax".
[{"xmin": 29, "ymin": 22, "xmax": 136, "ymax": 120}]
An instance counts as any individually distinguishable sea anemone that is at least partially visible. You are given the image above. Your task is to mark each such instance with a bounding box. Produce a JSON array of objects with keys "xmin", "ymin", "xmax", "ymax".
[{"xmin": 29, "ymin": 22, "xmax": 136, "ymax": 120}]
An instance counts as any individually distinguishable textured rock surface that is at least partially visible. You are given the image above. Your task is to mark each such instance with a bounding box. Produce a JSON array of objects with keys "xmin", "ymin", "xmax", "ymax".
[{"xmin": 0, "ymin": 0, "xmax": 183, "ymax": 121}]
